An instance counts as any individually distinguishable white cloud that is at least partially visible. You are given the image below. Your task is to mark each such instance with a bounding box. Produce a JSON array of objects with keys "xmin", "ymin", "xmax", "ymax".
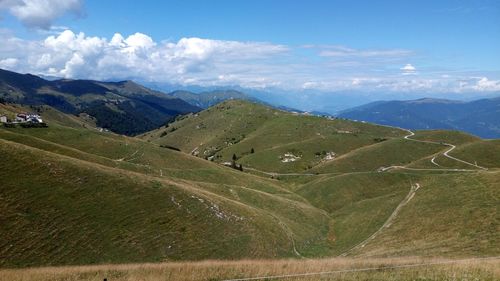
[
  {"xmin": 320, "ymin": 47, "xmax": 413, "ymax": 58},
  {"xmin": 401, "ymin": 63, "xmax": 417, "ymax": 75},
  {"xmin": 0, "ymin": 57, "xmax": 18, "ymax": 68},
  {"xmin": 401, "ymin": 64, "xmax": 416, "ymax": 71},
  {"xmin": 471, "ymin": 77, "xmax": 500, "ymax": 91},
  {"xmin": 0, "ymin": 29, "xmax": 499, "ymax": 95},
  {"xmin": 314, "ymin": 45, "xmax": 414, "ymax": 64},
  {"xmin": 0, "ymin": 29, "xmax": 289, "ymax": 87},
  {"xmin": 123, "ymin": 32, "xmax": 156, "ymax": 51},
  {"xmin": 0, "ymin": 0, "xmax": 83, "ymax": 29}
]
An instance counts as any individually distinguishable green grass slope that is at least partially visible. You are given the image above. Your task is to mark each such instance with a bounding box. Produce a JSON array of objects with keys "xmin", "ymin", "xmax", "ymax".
[
  {"xmin": 296, "ymin": 173, "xmax": 414, "ymax": 254},
  {"xmin": 1, "ymin": 100, "xmax": 498, "ymax": 268},
  {"xmin": 448, "ymin": 140, "xmax": 500, "ymax": 169},
  {"xmin": 0, "ymin": 124, "xmax": 300, "ymax": 196},
  {"xmin": 406, "ymin": 130, "xmax": 498, "ymax": 170},
  {"xmin": 0, "ymin": 139, "xmax": 331, "ymax": 266},
  {"xmin": 0, "ymin": 140, "xmax": 288, "ymax": 266},
  {"xmin": 409, "ymin": 130, "xmax": 481, "ymax": 145},
  {"xmin": 142, "ymin": 100, "xmax": 405, "ymax": 173},
  {"xmin": 141, "ymin": 100, "xmax": 498, "ymax": 259},
  {"xmin": 297, "ymin": 169, "xmax": 499, "ymax": 257},
  {"xmin": 351, "ymin": 171, "xmax": 499, "ymax": 257},
  {"xmin": 0, "ymin": 117, "xmax": 333, "ymax": 267},
  {"xmin": 310, "ymin": 138, "xmax": 444, "ymax": 173},
  {"xmin": 0, "ymin": 103, "xmax": 96, "ymax": 129}
]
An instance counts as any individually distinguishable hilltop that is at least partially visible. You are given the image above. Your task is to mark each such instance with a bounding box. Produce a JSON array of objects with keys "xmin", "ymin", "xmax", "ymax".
[
  {"xmin": 169, "ymin": 89, "xmax": 259, "ymax": 109},
  {"xmin": 0, "ymin": 69, "xmax": 200, "ymax": 135},
  {"xmin": 141, "ymin": 100, "xmax": 405, "ymax": 173}
]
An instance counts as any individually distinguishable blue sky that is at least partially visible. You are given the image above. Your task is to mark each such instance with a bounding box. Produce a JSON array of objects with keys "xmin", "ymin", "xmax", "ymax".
[{"xmin": 1, "ymin": 0, "xmax": 499, "ymax": 96}]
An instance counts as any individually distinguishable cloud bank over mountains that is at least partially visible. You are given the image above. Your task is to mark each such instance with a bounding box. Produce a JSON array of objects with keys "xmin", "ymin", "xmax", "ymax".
[{"xmin": 0, "ymin": 28, "xmax": 499, "ymax": 94}]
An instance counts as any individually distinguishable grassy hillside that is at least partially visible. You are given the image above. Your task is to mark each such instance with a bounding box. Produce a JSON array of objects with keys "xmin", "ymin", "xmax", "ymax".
[
  {"xmin": 142, "ymin": 100, "xmax": 405, "ymax": 173},
  {"xmin": 409, "ymin": 130, "xmax": 481, "ymax": 145},
  {"xmin": 448, "ymin": 140, "xmax": 500, "ymax": 169},
  {"xmin": 402, "ymin": 130, "xmax": 498, "ymax": 170},
  {"xmin": 297, "ymin": 173, "xmax": 413, "ymax": 254},
  {"xmin": 1, "ymin": 100, "xmax": 499, "ymax": 270},
  {"xmin": 310, "ymin": 138, "xmax": 444, "ymax": 173},
  {"xmin": 1, "ymin": 103, "xmax": 96, "ymax": 129},
  {"xmin": 350, "ymin": 171, "xmax": 499, "ymax": 257},
  {"xmin": 0, "ymin": 113, "xmax": 334, "ymax": 267},
  {"xmin": 0, "ymin": 139, "xmax": 330, "ymax": 266},
  {"xmin": 141, "ymin": 100, "xmax": 498, "ymax": 257}
]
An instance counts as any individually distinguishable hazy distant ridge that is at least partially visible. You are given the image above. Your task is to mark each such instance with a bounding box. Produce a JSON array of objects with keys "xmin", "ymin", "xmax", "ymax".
[{"xmin": 339, "ymin": 97, "xmax": 500, "ymax": 138}]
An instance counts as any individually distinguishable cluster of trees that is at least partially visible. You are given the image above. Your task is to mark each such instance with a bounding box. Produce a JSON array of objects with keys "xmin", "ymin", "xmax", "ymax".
[
  {"xmin": 84, "ymin": 102, "xmax": 161, "ymax": 136},
  {"xmin": 231, "ymin": 154, "xmax": 244, "ymax": 171},
  {"xmin": 159, "ymin": 144, "xmax": 181, "ymax": 151},
  {"xmin": 314, "ymin": 150, "xmax": 328, "ymax": 156},
  {"xmin": 4, "ymin": 122, "xmax": 48, "ymax": 128},
  {"xmin": 20, "ymin": 122, "xmax": 48, "ymax": 128},
  {"xmin": 160, "ymin": 127, "xmax": 177, "ymax": 137},
  {"xmin": 227, "ymin": 148, "xmax": 256, "ymax": 171},
  {"xmin": 204, "ymin": 149, "xmax": 256, "ymax": 172}
]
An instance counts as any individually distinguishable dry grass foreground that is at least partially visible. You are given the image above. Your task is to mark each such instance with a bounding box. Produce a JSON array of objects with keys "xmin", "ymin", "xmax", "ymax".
[{"xmin": 1, "ymin": 257, "xmax": 498, "ymax": 281}]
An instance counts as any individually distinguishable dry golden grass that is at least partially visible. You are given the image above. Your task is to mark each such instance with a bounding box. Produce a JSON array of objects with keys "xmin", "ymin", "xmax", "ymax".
[{"xmin": 1, "ymin": 257, "xmax": 498, "ymax": 281}]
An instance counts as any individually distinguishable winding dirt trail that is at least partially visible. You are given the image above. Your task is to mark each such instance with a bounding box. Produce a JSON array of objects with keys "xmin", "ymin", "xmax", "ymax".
[
  {"xmin": 340, "ymin": 129, "xmax": 488, "ymax": 256},
  {"xmin": 339, "ymin": 182, "xmax": 421, "ymax": 257},
  {"xmin": 382, "ymin": 130, "xmax": 488, "ymax": 172},
  {"xmin": 242, "ymin": 129, "xmax": 488, "ymax": 177},
  {"xmin": 431, "ymin": 156, "xmax": 440, "ymax": 167}
]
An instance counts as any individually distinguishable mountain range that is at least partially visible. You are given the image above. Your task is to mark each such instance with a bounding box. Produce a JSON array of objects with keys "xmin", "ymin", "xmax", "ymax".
[
  {"xmin": 339, "ymin": 97, "xmax": 500, "ymax": 138},
  {"xmin": 1, "ymin": 68, "xmax": 500, "ymax": 139},
  {"xmin": 0, "ymin": 69, "xmax": 200, "ymax": 135}
]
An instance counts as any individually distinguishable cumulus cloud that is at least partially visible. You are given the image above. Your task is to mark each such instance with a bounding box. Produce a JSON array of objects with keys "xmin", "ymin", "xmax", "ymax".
[
  {"xmin": 0, "ymin": 29, "xmax": 499, "ymax": 94},
  {"xmin": 470, "ymin": 77, "xmax": 500, "ymax": 91},
  {"xmin": 0, "ymin": 29, "xmax": 289, "ymax": 87},
  {"xmin": 0, "ymin": 0, "xmax": 83, "ymax": 29}
]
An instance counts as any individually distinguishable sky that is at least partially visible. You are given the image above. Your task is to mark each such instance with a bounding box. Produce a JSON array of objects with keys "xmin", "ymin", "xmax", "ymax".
[{"xmin": 0, "ymin": 0, "xmax": 499, "ymax": 97}]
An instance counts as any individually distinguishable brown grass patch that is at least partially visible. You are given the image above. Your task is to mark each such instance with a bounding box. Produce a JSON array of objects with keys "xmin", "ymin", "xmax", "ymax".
[{"xmin": 1, "ymin": 257, "xmax": 498, "ymax": 281}]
